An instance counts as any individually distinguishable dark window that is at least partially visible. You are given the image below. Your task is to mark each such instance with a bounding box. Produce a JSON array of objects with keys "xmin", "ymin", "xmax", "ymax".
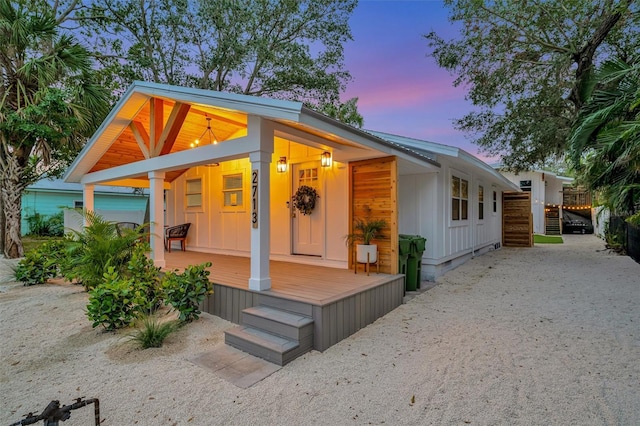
[
  {"xmin": 479, "ymin": 185, "xmax": 484, "ymax": 220},
  {"xmin": 493, "ymin": 191, "xmax": 497, "ymax": 213},
  {"xmin": 452, "ymin": 176, "xmax": 468, "ymax": 221}
]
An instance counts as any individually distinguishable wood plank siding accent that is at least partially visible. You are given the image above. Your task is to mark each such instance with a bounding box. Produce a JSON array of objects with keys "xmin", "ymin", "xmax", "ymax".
[
  {"xmin": 502, "ymin": 191, "xmax": 533, "ymax": 247},
  {"xmin": 348, "ymin": 156, "xmax": 399, "ymax": 273}
]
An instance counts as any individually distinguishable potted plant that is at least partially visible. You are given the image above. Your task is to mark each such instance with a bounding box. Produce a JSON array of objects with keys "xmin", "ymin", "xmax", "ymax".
[{"xmin": 345, "ymin": 217, "xmax": 387, "ymax": 264}]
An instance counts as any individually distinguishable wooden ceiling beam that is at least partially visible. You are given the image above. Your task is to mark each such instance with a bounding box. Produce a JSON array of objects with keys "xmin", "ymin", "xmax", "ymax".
[
  {"xmin": 158, "ymin": 102, "xmax": 191, "ymax": 156},
  {"xmin": 149, "ymin": 98, "xmax": 164, "ymax": 156},
  {"xmin": 129, "ymin": 121, "xmax": 150, "ymax": 159}
]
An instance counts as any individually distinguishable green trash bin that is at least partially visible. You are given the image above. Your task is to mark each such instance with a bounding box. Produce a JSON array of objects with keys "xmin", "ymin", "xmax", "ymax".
[
  {"xmin": 398, "ymin": 237, "xmax": 412, "ymax": 290},
  {"xmin": 399, "ymin": 234, "xmax": 419, "ymax": 291},
  {"xmin": 413, "ymin": 236, "xmax": 427, "ymax": 289}
]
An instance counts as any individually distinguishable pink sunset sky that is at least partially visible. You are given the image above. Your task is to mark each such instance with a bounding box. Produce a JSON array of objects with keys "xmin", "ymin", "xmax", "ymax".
[{"xmin": 343, "ymin": 1, "xmax": 492, "ymax": 161}]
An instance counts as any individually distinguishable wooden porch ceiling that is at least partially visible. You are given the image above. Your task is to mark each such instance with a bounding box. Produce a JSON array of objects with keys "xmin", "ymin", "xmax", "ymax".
[
  {"xmin": 164, "ymin": 250, "xmax": 396, "ymax": 306},
  {"xmin": 88, "ymin": 94, "xmax": 378, "ymax": 187},
  {"xmin": 90, "ymin": 98, "xmax": 249, "ymax": 183}
]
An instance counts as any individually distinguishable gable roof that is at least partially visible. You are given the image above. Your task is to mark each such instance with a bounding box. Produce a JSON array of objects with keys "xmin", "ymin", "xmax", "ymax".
[
  {"xmin": 64, "ymin": 81, "xmax": 512, "ymax": 188},
  {"xmin": 65, "ymin": 81, "xmax": 445, "ymax": 185}
]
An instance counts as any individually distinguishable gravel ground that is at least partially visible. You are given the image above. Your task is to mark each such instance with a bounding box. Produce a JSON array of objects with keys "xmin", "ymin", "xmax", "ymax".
[{"xmin": 1, "ymin": 234, "xmax": 638, "ymax": 425}]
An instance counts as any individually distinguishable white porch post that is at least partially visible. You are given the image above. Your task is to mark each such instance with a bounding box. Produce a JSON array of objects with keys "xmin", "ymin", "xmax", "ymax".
[
  {"xmin": 148, "ymin": 171, "xmax": 166, "ymax": 268},
  {"xmin": 248, "ymin": 116, "xmax": 274, "ymax": 291},
  {"xmin": 82, "ymin": 184, "xmax": 94, "ymax": 227}
]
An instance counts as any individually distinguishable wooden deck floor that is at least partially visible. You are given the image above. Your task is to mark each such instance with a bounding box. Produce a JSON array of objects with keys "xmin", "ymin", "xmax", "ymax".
[{"xmin": 164, "ymin": 250, "xmax": 396, "ymax": 306}]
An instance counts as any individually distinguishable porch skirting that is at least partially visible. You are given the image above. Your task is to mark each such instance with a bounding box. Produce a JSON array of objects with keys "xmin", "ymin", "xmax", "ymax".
[{"xmin": 201, "ymin": 275, "xmax": 405, "ymax": 352}]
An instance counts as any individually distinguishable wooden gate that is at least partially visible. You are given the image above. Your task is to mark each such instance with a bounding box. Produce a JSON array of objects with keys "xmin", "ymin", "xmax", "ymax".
[{"xmin": 502, "ymin": 191, "xmax": 533, "ymax": 247}]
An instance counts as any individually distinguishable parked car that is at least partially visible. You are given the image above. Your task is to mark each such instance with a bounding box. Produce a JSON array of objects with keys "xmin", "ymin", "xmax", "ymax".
[{"xmin": 563, "ymin": 220, "xmax": 594, "ymax": 234}]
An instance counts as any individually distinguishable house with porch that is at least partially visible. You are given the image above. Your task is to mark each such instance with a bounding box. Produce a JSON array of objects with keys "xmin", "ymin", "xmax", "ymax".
[{"xmin": 64, "ymin": 81, "xmax": 517, "ymax": 364}]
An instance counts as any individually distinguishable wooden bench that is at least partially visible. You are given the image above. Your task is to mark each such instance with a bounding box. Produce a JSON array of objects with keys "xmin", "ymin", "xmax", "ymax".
[{"xmin": 165, "ymin": 223, "xmax": 191, "ymax": 252}]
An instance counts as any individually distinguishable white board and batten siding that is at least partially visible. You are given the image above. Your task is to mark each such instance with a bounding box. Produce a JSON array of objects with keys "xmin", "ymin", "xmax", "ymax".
[
  {"xmin": 165, "ymin": 140, "xmax": 350, "ymax": 267},
  {"xmin": 398, "ymin": 161, "xmax": 504, "ymax": 281}
]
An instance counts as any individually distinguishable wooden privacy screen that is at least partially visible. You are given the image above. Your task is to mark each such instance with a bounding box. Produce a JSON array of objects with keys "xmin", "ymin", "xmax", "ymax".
[
  {"xmin": 502, "ymin": 191, "xmax": 533, "ymax": 247},
  {"xmin": 348, "ymin": 156, "xmax": 398, "ymax": 273}
]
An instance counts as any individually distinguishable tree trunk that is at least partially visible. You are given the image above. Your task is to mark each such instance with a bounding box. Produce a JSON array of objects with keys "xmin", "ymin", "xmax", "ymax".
[
  {"xmin": 0, "ymin": 194, "xmax": 5, "ymax": 254},
  {"xmin": 1, "ymin": 156, "xmax": 25, "ymax": 258}
]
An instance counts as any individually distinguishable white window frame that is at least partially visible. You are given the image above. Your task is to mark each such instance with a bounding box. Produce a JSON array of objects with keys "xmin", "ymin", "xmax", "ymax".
[
  {"xmin": 73, "ymin": 200, "xmax": 84, "ymax": 209},
  {"xmin": 222, "ymin": 173, "xmax": 244, "ymax": 210},
  {"xmin": 451, "ymin": 174, "xmax": 469, "ymax": 223},
  {"xmin": 185, "ymin": 177, "xmax": 203, "ymax": 210},
  {"xmin": 478, "ymin": 185, "xmax": 484, "ymax": 221}
]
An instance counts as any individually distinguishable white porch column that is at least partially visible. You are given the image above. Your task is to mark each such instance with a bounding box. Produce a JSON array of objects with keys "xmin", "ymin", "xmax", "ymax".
[
  {"xmin": 148, "ymin": 171, "xmax": 166, "ymax": 268},
  {"xmin": 248, "ymin": 116, "xmax": 274, "ymax": 291},
  {"xmin": 82, "ymin": 184, "xmax": 94, "ymax": 227}
]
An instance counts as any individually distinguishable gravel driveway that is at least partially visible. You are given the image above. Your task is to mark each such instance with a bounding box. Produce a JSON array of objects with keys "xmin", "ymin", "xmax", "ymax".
[{"xmin": 1, "ymin": 234, "xmax": 638, "ymax": 425}]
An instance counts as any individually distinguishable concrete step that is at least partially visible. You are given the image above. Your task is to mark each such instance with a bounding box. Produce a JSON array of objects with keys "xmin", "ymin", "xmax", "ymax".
[
  {"xmin": 242, "ymin": 306, "xmax": 313, "ymax": 341},
  {"xmin": 225, "ymin": 326, "xmax": 312, "ymax": 366}
]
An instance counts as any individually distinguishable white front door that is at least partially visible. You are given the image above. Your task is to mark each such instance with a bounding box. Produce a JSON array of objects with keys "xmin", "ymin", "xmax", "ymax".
[{"xmin": 292, "ymin": 162, "xmax": 324, "ymax": 256}]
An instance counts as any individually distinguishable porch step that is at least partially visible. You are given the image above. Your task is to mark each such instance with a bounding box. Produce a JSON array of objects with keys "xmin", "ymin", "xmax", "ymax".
[
  {"xmin": 225, "ymin": 326, "xmax": 313, "ymax": 366},
  {"xmin": 242, "ymin": 306, "xmax": 314, "ymax": 341},
  {"xmin": 224, "ymin": 306, "xmax": 314, "ymax": 366}
]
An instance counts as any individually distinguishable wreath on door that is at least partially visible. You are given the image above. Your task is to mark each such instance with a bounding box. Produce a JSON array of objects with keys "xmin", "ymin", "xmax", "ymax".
[{"xmin": 292, "ymin": 185, "xmax": 319, "ymax": 215}]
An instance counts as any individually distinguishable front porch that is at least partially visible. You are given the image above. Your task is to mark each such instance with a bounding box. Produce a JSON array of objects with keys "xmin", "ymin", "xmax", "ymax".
[{"xmin": 164, "ymin": 250, "xmax": 405, "ymax": 356}]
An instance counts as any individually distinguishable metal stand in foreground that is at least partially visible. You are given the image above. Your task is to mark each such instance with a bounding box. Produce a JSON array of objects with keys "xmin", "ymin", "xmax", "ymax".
[{"xmin": 10, "ymin": 397, "xmax": 100, "ymax": 426}]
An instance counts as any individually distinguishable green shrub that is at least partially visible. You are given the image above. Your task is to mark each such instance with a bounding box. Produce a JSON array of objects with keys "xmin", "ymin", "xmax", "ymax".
[
  {"xmin": 24, "ymin": 211, "xmax": 48, "ymax": 236},
  {"xmin": 128, "ymin": 315, "xmax": 180, "ymax": 349},
  {"xmin": 127, "ymin": 244, "xmax": 163, "ymax": 313},
  {"xmin": 86, "ymin": 267, "xmax": 146, "ymax": 330},
  {"xmin": 163, "ymin": 262, "xmax": 212, "ymax": 322},
  {"xmin": 47, "ymin": 211, "xmax": 65, "ymax": 237},
  {"xmin": 24, "ymin": 210, "xmax": 65, "ymax": 237},
  {"xmin": 67, "ymin": 211, "xmax": 141, "ymax": 290},
  {"xmin": 15, "ymin": 240, "xmax": 68, "ymax": 285}
]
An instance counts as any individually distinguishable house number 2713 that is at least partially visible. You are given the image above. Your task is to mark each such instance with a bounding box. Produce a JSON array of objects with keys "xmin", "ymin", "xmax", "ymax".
[{"xmin": 251, "ymin": 169, "xmax": 258, "ymax": 228}]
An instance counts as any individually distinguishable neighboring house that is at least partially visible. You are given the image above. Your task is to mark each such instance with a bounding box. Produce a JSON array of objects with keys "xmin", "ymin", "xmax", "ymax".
[
  {"xmin": 63, "ymin": 81, "xmax": 519, "ymax": 362},
  {"xmin": 22, "ymin": 179, "xmax": 149, "ymax": 235},
  {"xmin": 499, "ymin": 169, "xmax": 573, "ymax": 235}
]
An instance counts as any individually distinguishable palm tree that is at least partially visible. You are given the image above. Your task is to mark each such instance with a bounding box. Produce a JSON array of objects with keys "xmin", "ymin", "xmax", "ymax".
[
  {"xmin": 569, "ymin": 59, "xmax": 640, "ymax": 215},
  {"xmin": 0, "ymin": 0, "xmax": 109, "ymax": 257}
]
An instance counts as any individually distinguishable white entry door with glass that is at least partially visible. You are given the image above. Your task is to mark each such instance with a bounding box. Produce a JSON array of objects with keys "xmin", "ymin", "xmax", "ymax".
[{"xmin": 291, "ymin": 162, "xmax": 324, "ymax": 256}]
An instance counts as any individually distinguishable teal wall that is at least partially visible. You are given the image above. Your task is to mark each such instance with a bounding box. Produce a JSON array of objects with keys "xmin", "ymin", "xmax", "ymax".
[{"xmin": 21, "ymin": 189, "xmax": 148, "ymax": 235}]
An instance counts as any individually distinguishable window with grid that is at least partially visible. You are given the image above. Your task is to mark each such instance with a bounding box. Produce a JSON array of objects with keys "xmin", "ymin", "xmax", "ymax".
[
  {"xmin": 478, "ymin": 185, "xmax": 484, "ymax": 220},
  {"xmin": 185, "ymin": 178, "xmax": 202, "ymax": 208},
  {"xmin": 297, "ymin": 167, "xmax": 318, "ymax": 187},
  {"xmin": 223, "ymin": 173, "xmax": 243, "ymax": 207},
  {"xmin": 452, "ymin": 175, "xmax": 468, "ymax": 221}
]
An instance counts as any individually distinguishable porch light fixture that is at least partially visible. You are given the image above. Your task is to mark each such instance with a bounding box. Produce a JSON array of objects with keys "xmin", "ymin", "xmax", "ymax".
[
  {"xmin": 277, "ymin": 156, "xmax": 287, "ymax": 173},
  {"xmin": 321, "ymin": 151, "xmax": 332, "ymax": 167},
  {"xmin": 192, "ymin": 116, "xmax": 218, "ymax": 148}
]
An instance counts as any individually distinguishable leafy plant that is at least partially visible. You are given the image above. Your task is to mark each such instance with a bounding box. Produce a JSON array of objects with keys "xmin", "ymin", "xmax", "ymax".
[
  {"xmin": 47, "ymin": 211, "xmax": 65, "ymax": 237},
  {"xmin": 24, "ymin": 210, "xmax": 65, "ymax": 237},
  {"xmin": 127, "ymin": 244, "xmax": 163, "ymax": 313},
  {"xmin": 67, "ymin": 211, "xmax": 142, "ymax": 290},
  {"xmin": 86, "ymin": 267, "xmax": 146, "ymax": 331},
  {"xmin": 128, "ymin": 315, "xmax": 180, "ymax": 349},
  {"xmin": 163, "ymin": 262, "xmax": 212, "ymax": 322},
  {"xmin": 345, "ymin": 217, "xmax": 387, "ymax": 246},
  {"xmin": 627, "ymin": 212, "xmax": 640, "ymax": 226},
  {"xmin": 15, "ymin": 240, "xmax": 68, "ymax": 285}
]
